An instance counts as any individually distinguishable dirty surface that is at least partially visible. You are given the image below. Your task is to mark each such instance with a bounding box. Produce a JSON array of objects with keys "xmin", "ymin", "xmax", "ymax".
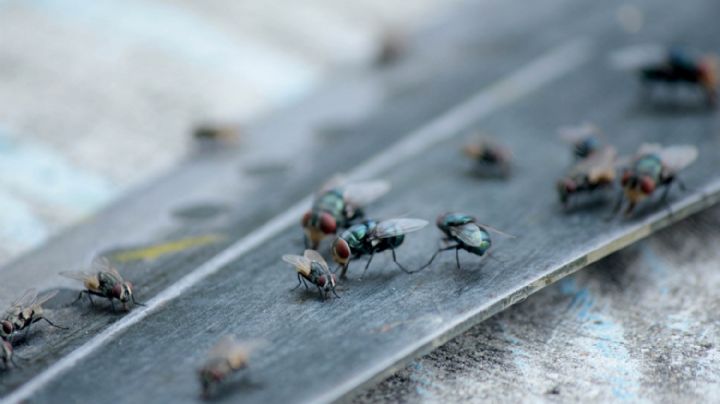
[
  {"xmin": 353, "ymin": 206, "xmax": 720, "ymax": 403},
  {"xmin": 1, "ymin": 0, "xmax": 719, "ymax": 403}
]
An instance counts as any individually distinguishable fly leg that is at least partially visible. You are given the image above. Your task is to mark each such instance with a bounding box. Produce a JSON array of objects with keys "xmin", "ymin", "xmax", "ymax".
[
  {"xmin": 316, "ymin": 286, "xmax": 326, "ymax": 301},
  {"xmin": 339, "ymin": 263, "xmax": 350, "ymax": 279},
  {"xmin": 605, "ymin": 190, "xmax": 624, "ymax": 221},
  {"xmin": 132, "ymin": 295, "xmax": 147, "ymax": 307},
  {"xmin": 455, "ymin": 248, "xmax": 461, "ymax": 270},
  {"xmin": 292, "ymin": 273, "xmax": 303, "ymax": 290},
  {"xmin": 390, "ymin": 249, "xmax": 413, "ymax": 274},
  {"xmin": 110, "ymin": 300, "xmax": 117, "ymax": 313},
  {"xmin": 331, "ymin": 286, "xmax": 341, "ymax": 299},
  {"xmin": 421, "ymin": 245, "xmax": 460, "ymax": 270},
  {"xmin": 361, "ymin": 254, "xmax": 375, "ymax": 278},
  {"xmin": 40, "ymin": 317, "xmax": 68, "ymax": 330}
]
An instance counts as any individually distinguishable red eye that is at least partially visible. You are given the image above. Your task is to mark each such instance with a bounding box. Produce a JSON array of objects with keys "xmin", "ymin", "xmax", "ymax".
[
  {"xmin": 317, "ymin": 275, "xmax": 326, "ymax": 287},
  {"xmin": 112, "ymin": 284, "xmax": 123, "ymax": 299},
  {"xmin": 640, "ymin": 176, "xmax": 655, "ymax": 194},
  {"xmin": 621, "ymin": 170, "xmax": 631, "ymax": 186},
  {"xmin": 436, "ymin": 213, "xmax": 446, "ymax": 228},
  {"xmin": 563, "ymin": 179, "xmax": 577, "ymax": 192},
  {"xmin": 333, "ymin": 238, "xmax": 351, "ymax": 260},
  {"xmin": 319, "ymin": 212, "xmax": 336, "ymax": 234},
  {"xmin": 301, "ymin": 211, "xmax": 312, "ymax": 227},
  {"xmin": 2, "ymin": 320, "xmax": 12, "ymax": 335}
]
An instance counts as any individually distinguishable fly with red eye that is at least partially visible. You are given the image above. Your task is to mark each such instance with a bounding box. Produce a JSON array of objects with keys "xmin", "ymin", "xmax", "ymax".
[
  {"xmin": 61, "ymin": 257, "xmax": 145, "ymax": 312},
  {"xmin": 1, "ymin": 288, "xmax": 67, "ymax": 343},
  {"xmin": 611, "ymin": 144, "xmax": 698, "ymax": 216},
  {"xmin": 556, "ymin": 145, "xmax": 618, "ymax": 209},
  {"xmin": 301, "ymin": 179, "xmax": 391, "ymax": 249},
  {"xmin": 282, "ymin": 250, "xmax": 339, "ymax": 300}
]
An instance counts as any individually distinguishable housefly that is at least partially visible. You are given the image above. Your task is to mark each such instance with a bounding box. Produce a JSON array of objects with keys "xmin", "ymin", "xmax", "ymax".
[
  {"xmin": 302, "ymin": 179, "xmax": 390, "ymax": 249},
  {"xmin": 640, "ymin": 49, "xmax": 717, "ymax": 104},
  {"xmin": 557, "ymin": 146, "xmax": 618, "ymax": 208},
  {"xmin": 61, "ymin": 257, "xmax": 144, "ymax": 311},
  {"xmin": 331, "ymin": 218, "xmax": 428, "ymax": 278},
  {"xmin": 198, "ymin": 336, "xmax": 262, "ymax": 397},
  {"xmin": 424, "ymin": 213, "xmax": 513, "ymax": 269},
  {"xmin": 1, "ymin": 289, "xmax": 66, "ymax": 342},
  {"xmin": 613, "ymin": 143, "xmax": 698, "ymax": 215},
  {"xmin": 462, "ymin": 137, "xmax": 511, "ymax": 176},
  {"xmin": 282, "ymin": 249, "xmax": 339, "ymax": 300},
  {"xmin": 558, "ymin": 123, "xmax": 604, "ymax": 160}
]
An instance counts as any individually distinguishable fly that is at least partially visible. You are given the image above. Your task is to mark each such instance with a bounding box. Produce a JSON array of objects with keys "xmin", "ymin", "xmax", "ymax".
[
  {"xmin": 1, "ymin": 288, "xmax": 66, "ymax": 342},
  {"xmin": 198, "ymin": 336, "xmax": 263, "ymax": 397},
  {"xmin": 463, "ymin": 137, "xmax": 511, "ymax": 176},
  {"xmin": 283, "ymin": 249, "xmax": 339, "ymax": 300},
  {"xmin": 331, "ymin": 218, "xmax": 428, "ymax": 278},
  {"xmin": 61, "ymin": 257, "xmax": 145, "ymax": 311},
  {"xmin": 557, "ymin": 146, "xmax": 618, "ymax": 209}
]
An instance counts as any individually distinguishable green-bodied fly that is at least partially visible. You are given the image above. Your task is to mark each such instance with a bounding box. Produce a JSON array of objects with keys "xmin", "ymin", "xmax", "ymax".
[
  {"xmin": 302, "ymin": 179, "xmax": 390, "ymax": 249},
  {"xmin": 331, "ymin": 218, "xmax": 428, "ymax": 278},
  {"xmin": 424, "ymin": 212, "xmax": 513, "ymax": 269},
  {"xmin": 613, "ymin": 143, "xmax": 698, "ymax": 215}
]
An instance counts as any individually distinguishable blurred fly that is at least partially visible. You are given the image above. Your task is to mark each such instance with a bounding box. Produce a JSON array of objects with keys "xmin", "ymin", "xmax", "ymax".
[
  {"xmin": 613, "ymin": 144, "xmax": 698, "ymax": 215},
  {"xmin": 331, "ymin": 218, "xmax": 428, "ymax": 278},
  {"xmin": 640, "ymin": 49, "xmax": 718, "ymax": 105},
  {"xmin": 61, "ymin": 257, "xmax": 144, "ymax": 311},
  {"xmin": 557, "ymin": 146, "xmax": 618, "ymax": 208},
  {"xmin": 463, "ymin": 137, "xmax": 512, "ymax": 176},
  {"xmin": 558, "ymin": 123, "xmax": 604, "ymax": 160},
  {"xmin": 198, "ymin": 336, "xmax": 263, "ymax": 397},
  {"xmin": 1, "ymin": 289, "xmax": 66, "ymax": 342},
  {"xmin": 283, "ymin": 250, "xmax": 339, "ymax": 300},
  {"xmin": 302, "ymin": 179, "xmax": 390, "ymax": 249},
  {"xmin": 424, "ymin": 213, "xmax": 513, "ymax": 269}
]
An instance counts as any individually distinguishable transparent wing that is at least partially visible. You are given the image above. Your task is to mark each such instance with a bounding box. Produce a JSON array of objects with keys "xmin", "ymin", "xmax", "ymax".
[
  {"xmin": 570, "ymin": 146, "xmax": 617, "ymax": 181},
  {"xmin": 449, "ymin": 224, "xmax": 487, "ymax": 247},
  {"xmin": 59, "ymin": 270, "xmax": 95, "ymax": 283},
  {"xmin": 341, "ymin": 180, "xmax": 391, "ymax": 207},
  {"xmin": 372, "ymin": 218, "xmax": 428, "ymax": 239},
  {"xmin": 636, "ymin": 143, "xmax": 663, "ymax": 156},
  {"xmin": 11, "ymin": 288, "xmax": 38, "ymax": 309},
  {"xmin": 303, "ymin": 250, "xmax": 328, "ymax": 271},
  {"xmin": 208, "ymin": 336, "xmax": 265, "ymax": 362},
  {"xmin": 658, "ymin": 145, "xmax": 698, "ymax": 172},
  {"xmin": 281, "ymin": 254, "xmax": 311, "ymax": 276},
  {"xmin": 34, "ymin": 290, "xmax": 59, "ymax": 307},
  {"xmin": 106, "ymin": 266, "xmax": 124, "ymax": 282},
  {"xmin": 91, "ymin": 256, "xmax": 113, "ymax": 273},
  {"xmin": 558, "ymin": 122, "xmax": 602, "ymax": 143},
  {"xmin": 475, "ymin": 223, "xmax": 516, "ymax": 238}
]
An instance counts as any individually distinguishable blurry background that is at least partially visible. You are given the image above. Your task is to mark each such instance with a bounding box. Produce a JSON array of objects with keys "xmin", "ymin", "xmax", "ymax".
[{"xmin": 0, "ymin": 0, "xmax": 459, "ymax": 264}]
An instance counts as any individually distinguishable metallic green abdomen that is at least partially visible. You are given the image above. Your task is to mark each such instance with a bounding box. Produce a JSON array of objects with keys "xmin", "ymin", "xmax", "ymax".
[{"xmin": 634, "ymin": 155, "xmax": 663, "ymax": 181}]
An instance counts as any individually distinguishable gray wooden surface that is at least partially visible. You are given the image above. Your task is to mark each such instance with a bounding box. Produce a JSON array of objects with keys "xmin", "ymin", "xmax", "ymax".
[
  {"xmin": 354, "ymin": 206, "xmax": 720, "ymax": 403},
  {"xmin": 0, "ymin": 0, "xmax": 719, "ymax": 403}
]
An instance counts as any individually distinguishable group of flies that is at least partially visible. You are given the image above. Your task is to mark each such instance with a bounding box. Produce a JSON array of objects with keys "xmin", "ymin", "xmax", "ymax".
[{"xmin": 1, "ymin": 47, "xmax": 712, "ymax": 397}]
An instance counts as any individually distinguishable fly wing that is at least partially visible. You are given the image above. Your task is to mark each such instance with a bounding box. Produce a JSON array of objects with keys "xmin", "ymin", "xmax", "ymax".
[
  {"xmin": 303, "ymin": 250, "xmax": 328, "ymax": 271},
  {"xmin": 372, "ymin": 218, "xmax": 428, "ymax": 239},
  {"xmin": 282, "ymin": 254, "xmax": 311, "ymax": 276},
  {"xmin": 34, "ymin": 290, "xmax": 59, "ymax": 307},
  {"xmin": 59, "ymin": 270, "xmax": 94, "ymax": 282},
  {"xmin": 571, "ymin": 146, "xmax": 617, "ymax": 181},
  {"xmin": 636, "ymin": 143, "xmax": 663, "ymax": 156},
  {"xmin": 208, "ymin": 336, "xmax": 265, "ymax": 365},
  {"xmin": 91, "ymin": 256, "xmax": 114, "ymax": 273},
  {"xmin": 658, "ymin": 145, "xmax": 698, "ymax": 172},
  {"xmin": 341, "ymin": 180, "xmax": 391, "ymax": 207},
  {"xmin": 449, "ymin": 223, "xmax": 487, "ymax": 247},
  {"xmin": 11, "ymin": 288, "xmax": 38, "ymax": 310}
]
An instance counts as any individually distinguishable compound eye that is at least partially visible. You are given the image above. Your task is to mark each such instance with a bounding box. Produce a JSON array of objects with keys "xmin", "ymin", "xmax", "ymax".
[
  {"xmin": 301, "ymin": 211, "xmax": 312, "ymax": 227},
  {"xmin": 563, "ymin": 179, "xmax": 577, "ymax": 193},
  {"xmin": 112, "ymin": 284, "xmax": 123, "ymax": 299},
  {"xmin": 435, "ymin": 213, "xmax": 447, "ymax": 229},
  {"xmin": 319, "ymin": 212, "xmax": 336, "ymax": 234},
  {"xmin": 317, "ymin": 275, "xmax": 326, "ymax": 287},
  {"xmin": 621, "ymin": 170, "xmax": 631, "ymax": 186},
  {"xmin": 640, "ymin": 176, "xmax": 656, "ymax": 194},
  {"xmin": 1, "ymin": 320, "xmax": 12, "ymax": 335},
  {"xmin": 333, "ymin": 238, "xmax": 351, "ymax": 260}
]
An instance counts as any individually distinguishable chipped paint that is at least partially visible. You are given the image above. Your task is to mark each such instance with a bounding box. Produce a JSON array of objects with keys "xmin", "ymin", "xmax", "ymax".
[{"xmin": 112, "ymin": 234, "xmax": 225, "ymax": 262}]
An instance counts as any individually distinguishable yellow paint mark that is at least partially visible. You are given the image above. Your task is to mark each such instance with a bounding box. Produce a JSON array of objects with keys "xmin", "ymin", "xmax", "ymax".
[{"xmin": 112, "ymin": 234, "xmax": 225, "ymax": 262}]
